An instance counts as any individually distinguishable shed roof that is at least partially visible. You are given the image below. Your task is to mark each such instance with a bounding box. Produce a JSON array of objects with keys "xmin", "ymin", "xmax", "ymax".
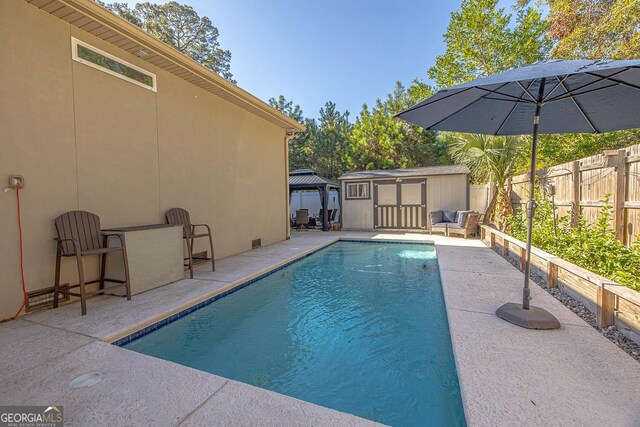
[
  {"xmin": 339, "ymin": 165, "xmax": 470, "ymax": 180},
  {"xmin": 289, "ymin": 169, "xmax": 339, "ymax": 188},
  {"xmin": 24, "ymin": 0, "xmax": 304, "ymax": 133}
]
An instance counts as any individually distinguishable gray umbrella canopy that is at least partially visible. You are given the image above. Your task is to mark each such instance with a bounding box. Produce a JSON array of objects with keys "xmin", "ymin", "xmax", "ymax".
[
  {"xmin": 396, "ymin": 60, "xmax": 640, "ymax": 135},
  {"xmin": 396, "ymin": 59, "xmax": 640, "ymax": 330}
]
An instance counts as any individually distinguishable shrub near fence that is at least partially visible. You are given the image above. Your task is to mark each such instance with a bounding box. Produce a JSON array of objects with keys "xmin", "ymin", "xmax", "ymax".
[
  {"xmin": 508, "ymin": 143, "xmax": 640, "ymax": 246},
  {"xmin": 507, "ymin": 195, "xmax": 640, "ymax": 291},
  {"xmin": 481, "ymin": 225, "xmax": 640, "ymax": 344}
]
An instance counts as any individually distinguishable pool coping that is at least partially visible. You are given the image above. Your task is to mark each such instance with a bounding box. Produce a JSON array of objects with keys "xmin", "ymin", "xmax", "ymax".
[{"xmin": 434, "ymin": 240, "xmax": 640, "ymax": 426}]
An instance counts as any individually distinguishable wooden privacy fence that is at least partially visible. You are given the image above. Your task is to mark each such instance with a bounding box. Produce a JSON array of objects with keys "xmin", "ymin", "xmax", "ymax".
[
  {"xmin": 469, "ymin": 184, "xmax": 491, "ymax": 214},
  {"xmin": 509, "ymin": 143, "xmax": 640, "ymax": 245},
  {"xmin": 481, "ymin": 225, "xmax": 640, "ymax": 343}
]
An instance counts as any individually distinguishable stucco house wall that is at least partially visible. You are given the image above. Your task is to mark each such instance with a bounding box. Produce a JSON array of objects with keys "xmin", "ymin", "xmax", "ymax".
[{"xmin": 0, "ymin": 0, "xmax": 298, "ymax": 319}]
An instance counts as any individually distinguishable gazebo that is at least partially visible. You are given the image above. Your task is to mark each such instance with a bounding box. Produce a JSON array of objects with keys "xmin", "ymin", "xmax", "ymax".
[{"xmin": 289, "ymin": 169, "xmax": 340, "ymax": 231}]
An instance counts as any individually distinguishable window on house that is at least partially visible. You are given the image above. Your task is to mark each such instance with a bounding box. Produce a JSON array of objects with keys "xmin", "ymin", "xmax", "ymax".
[
  {"xmin": 72, "ymin": 38, "xmax": 156, "ymax": 91},
  {"xmin": 346, "ymin": 182, "xmax": 369, "ymax": 199}
]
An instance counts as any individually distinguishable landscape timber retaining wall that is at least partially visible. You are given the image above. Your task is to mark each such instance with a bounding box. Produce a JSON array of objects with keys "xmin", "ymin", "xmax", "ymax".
[{"xmin": 481, "ymin": 225, "xmax": 640, "ymax": 344}]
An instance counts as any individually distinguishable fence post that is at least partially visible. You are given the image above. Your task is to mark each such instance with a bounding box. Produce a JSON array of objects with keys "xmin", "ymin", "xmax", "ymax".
[
  {"xmin": 547, "ymin": 261, "xmax": 558, "ymax": 289},
  {"xmin": 596, "ymin": 284, "xmax": 616, "ymax": 329},
  {"xmin": 503, "ymin": 240, "xmax": 509, "ymax": 257},
  {"xmin": 612, "ymin": 149, "xmax": 627, "ymax": 243},
  {"xmin": 571, "ymin": 160, "xmax": 580, "ymax": 227},
  {"xmin": 489, "ymin": 229, "xmax": 495, "ymax": 248}
]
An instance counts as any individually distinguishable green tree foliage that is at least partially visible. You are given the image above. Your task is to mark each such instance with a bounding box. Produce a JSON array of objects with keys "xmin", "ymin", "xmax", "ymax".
[
  {"xmin": 447, "ymin": 134, "xmax": 522, "ymax": 229},
  {"xmin": 544, "ymin": 0, "xmax": 640, "ymax": 59},
  {"xmin": 536, "ymin": 131, "xmax": 640, "ymax": 169},
  {"xmin": 428, "ymin": 0, "xmax": 551, "ymax": 88},
  {"xmin": 313, "ymin": 102, "xmax": 353, "ymax": 180},
  {"xmin": 270, "ymin": 97, "xmax": 352, "ymax": 180},
  {"xmin": 270, "ymin": 89, "xmax": 450, "ymax": 180},
  {"xmin": 350, "ymin": 82, "xmax": 450, "ymax": 171},
  {"xmin": 100, "ymin": 1, "xmax": 235, "ymax": 83},
  {"xmin": 507, "ymin": 194, "xmax": 640, "ymax": 291},
  {"xmin": 268, "ymin": 96, "xmax": 312, "ymax": 173},
  {"xmin": 428, "ymin": 0, "xmax": 550, "ymax": 222},
  {"xmin": 268, "ymin": 95, "xmax": 304, "ymax": 123},
  {"xmin": 287, "ymin": 118, "xmax": 318, "ymax": 172},
  {"xmin": 431, "ymin": 0, "xmax": 638, "ymax": 184},
  {"xmin": 533, "ymin": 0, "xmax": 640, "ymax": 168}
]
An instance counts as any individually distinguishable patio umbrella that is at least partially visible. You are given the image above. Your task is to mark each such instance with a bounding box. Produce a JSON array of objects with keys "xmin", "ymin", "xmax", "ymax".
[{"xmin": 396, "ymin": 59, "xmax": 640, "ymax": 329}]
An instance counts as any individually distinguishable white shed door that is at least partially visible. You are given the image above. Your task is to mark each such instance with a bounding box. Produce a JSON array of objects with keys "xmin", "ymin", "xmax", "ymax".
[{"xmin": 374, "ymin": 179, "xmax": 426, "ymax": 229}]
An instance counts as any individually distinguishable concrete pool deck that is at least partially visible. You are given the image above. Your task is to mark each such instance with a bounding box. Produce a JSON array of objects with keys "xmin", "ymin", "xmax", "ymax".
[{"xmin": 1, "ymin": 231, "xmax": 639, "ymax": 425}]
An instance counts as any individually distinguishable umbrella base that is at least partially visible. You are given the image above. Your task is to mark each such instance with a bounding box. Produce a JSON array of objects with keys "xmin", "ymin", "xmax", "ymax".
[{"xmin": 496, "ymin": 302, "xmax": 561, "ymax": 330}]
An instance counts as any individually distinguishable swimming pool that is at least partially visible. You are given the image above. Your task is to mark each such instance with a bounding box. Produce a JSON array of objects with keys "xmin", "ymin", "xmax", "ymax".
[{"xmin": 122, "ymin": 241, "xmax": 466, "ymax": 426}]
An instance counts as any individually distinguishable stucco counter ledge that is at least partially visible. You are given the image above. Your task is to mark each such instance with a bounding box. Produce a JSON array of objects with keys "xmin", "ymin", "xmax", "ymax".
[{"xmin": 103, "ymin": 224, "xmax": 184, "ymax": 296}]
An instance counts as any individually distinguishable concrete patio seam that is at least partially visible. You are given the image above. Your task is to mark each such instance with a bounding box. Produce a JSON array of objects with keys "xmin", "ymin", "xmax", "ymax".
[
  {"xmin": 438, "ymin": 266, "xmax": 524, "ymax": 277},
  {"xmin": 176, "ymin": 379, "xmax": 230, "ymax": 426},
  {"xmin": 0, "ymin": 339, "xmax": 97, "ymax": 384},
  {"xmin": 446, "ymin": 306, "xmax": 590, "ymax": 328},
  {"xmin": 20, "ymin": 317, "xmax": 103, "ymax": 339}
]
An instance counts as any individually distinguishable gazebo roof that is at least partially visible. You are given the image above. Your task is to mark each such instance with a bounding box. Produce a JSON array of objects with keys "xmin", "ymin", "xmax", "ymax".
[{"xmin": 289, "ymin": 169, "xmax": 339, "ymax": 189}]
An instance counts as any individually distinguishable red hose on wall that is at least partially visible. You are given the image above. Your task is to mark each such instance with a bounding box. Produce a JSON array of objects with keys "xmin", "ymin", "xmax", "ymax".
[{"xmin": 1, "ymin": 188, "xmax": 28, "ymax": 322}]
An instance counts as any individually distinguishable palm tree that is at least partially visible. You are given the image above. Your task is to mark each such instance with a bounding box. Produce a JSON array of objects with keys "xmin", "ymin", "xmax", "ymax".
[{"xmin": 447, "ymin": 133, "xmax": 521, "ymax": 231}]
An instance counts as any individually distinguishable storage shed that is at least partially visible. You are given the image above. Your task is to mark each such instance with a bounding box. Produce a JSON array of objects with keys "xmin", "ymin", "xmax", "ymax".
[{"xmin": 339, "ymin": 165, "xmax": 470, "ymax": 231}]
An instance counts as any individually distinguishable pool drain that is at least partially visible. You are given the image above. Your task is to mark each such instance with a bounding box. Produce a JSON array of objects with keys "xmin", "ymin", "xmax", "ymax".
[{"xmin": 69, "ymin": 372, "xmax": 102, "ymax": 388}]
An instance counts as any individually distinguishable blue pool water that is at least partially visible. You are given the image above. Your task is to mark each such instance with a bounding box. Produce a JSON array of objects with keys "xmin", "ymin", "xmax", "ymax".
[{"xmin": 123, "ymin": 242, "xmax": 466, "ymax": 426}]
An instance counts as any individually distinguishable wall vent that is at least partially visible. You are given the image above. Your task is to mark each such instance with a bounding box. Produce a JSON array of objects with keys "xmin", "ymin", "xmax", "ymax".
[
  {"xmin": 26, "ymin": 284, "xmax": 70, "ymax": 313},
  {"xmin": 252, "ymin": 239, "xmax": 262, "ymax": 249},
  {"xmin": 191, "ymin": 251, "xmax": 208, "ymax": 266}
]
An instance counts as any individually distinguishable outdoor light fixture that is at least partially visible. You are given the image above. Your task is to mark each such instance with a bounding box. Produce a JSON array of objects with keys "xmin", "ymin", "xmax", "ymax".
[
  {"xmin": 134, "ymin": 49, "xmax": 150, "ymax": 58},
  {"xmin": 546, "ymin": 182, "xmax": 556, "ymax": 197},
  {"xmin": 546, "ymin": 182, "xmax": 559, "ymax": 247}
]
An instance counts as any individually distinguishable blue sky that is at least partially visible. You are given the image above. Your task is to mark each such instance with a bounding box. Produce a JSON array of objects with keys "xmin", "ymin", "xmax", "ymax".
[{"xmin": 122, "ymin": 0, "xmax": 514, "ymax": 119}]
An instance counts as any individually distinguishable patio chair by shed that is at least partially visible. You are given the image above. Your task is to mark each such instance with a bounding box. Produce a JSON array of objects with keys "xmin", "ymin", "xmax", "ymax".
[
  {"xmin": 294, "ymin": 209, "xmax": 310, "ymax": 230},
  {"xmin": 53, "ymin": 211, "xmax": 131, "ymax": 316},
  {"xmin": 429, "ymin": 210, "xmax": 449, "ymax": 235},
  {"xmin": 447, "ymin": 213, "xmax": 482, "ymax": 239},
  {"xmin": 166, "ymin": 208, "xmax": 215, "ymax": 279}
]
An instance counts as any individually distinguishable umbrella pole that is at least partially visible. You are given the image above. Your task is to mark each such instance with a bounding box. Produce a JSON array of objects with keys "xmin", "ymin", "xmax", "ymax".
[
  {"xmin": 496, "ymin": 77, "xmax": 560, "ymax": 329},
  {"xmin": 522, "ymin": 84, "xmax": 544, "ymax": 310}
]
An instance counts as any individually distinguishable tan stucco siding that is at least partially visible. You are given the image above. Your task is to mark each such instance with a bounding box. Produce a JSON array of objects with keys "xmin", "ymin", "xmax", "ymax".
[
  {"xmin": 71, "ymin": 50, "xmax": 161, "ymax": 227},
  {"xmin": 0, "ymin": 0, "xmax": 287, "ymax": 319},
  {"xmin": 155, "ymin": 72, "xmax": 286, "ymax": 257}
]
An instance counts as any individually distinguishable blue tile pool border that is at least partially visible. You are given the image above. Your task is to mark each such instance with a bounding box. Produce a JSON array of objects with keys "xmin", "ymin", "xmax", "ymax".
[{"xmin": 112, "ymin": 238, "xmax": 434, "ymax": 347}]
